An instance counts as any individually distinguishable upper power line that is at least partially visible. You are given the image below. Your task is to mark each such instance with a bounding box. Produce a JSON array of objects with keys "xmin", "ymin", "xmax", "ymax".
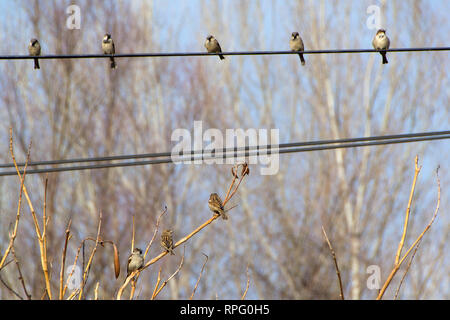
[{"xmin": 0, "ymin": 47, "xmax": 449, "ymax": 60}]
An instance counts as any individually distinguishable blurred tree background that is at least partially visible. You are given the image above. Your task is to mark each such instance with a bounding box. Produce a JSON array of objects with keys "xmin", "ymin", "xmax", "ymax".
[{"xmin": 0, "ymin": 0, "xmax": 448, "ymax": 299}]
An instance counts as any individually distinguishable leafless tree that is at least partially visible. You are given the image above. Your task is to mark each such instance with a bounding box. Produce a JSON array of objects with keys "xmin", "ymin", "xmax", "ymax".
[{"xmin": 0, "ymin": 0, "xmax": 448, "ymax": 299}]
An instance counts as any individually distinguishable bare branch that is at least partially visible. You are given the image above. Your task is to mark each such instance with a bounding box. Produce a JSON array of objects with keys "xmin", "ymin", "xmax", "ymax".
[
  {"xmin": 59, "ymin": 220, "xmax": 72, "ymax": 299},
  {"xmin": 395, "ymin": 155, "xmax": 421, "ymax": 265},
  {"xmin": 241, "ymin": 263, "xmax": 250, "ymax": 300},
  {"xmin": 131, "ymin": 215, "xmax": 135, "ymax": 252},
  {"xmin": 190, "ymin": 253, "xmax": 208, "ymax": 300},
  {"xmin": 377, "ymin": 164, "xmax": 441, "ymax": 300},
  {"xmin": 11, "ymin": 246, "xmax": 31, "ymax": 300},
  {"xmin": 0, "ymin": 273, "xmax": 23, "ymax": 300},
  {"xmin": 151, "ymin": 245, "xmax": 186, "ymax": 299},
  {"xmin": 144, "ymin": 206, "xmax": 168, "ymax": 259},
  {"xmin": 321, "ymin": 226, "xmax": 345, "ymax": 300},
  {"xmin": 0, "ymin": 138, "xmax": 31, "ymax": 270},
  {"xmin": 9, "ymin": 129, "xmax": 52, "ymax": 299},
  {"xmin": 94, "ymin": 282, "xmax": 100, "ymax": 300},
  {"xmin": 78, "ymin": 211, "xmax": 103, "ymax": 300},
  {"xmin": 394, "ymin": 239, "xmax": 422, "ymax": 299},
  {"xmin": 151, "ymin": 267, "xmax": 162, "ymax": 300}
]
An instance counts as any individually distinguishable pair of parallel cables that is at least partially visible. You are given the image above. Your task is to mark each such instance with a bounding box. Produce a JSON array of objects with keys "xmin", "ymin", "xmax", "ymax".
[{"xmin": 1, "ymin": 131, "xmax": 449, "ymax": 176}]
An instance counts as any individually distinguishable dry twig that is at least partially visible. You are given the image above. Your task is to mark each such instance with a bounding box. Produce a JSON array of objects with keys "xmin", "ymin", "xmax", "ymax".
[
  {"xmin": 143, "ymin": 206, "xmax": 167, "ymax": 259},
  {"xmin": 94, "ymin": 282, "xmax": 100, "ymax": 300},
  {"xmin": 9, "ymin": 130, "xmax": 52, "ymax": 299},
  {"xmin": 151, "ymin": 245, "xmax": 186, "ymax": 299},
  {"xmin": 0, "ymin": 140, "xmax": 31, "ymax": 270},
  {"xmin": 151, "ymin": 267, "xmax": 162, "ymax": 299},
  {"xmin": 0, "ymin": 274, "xmax": 23, "ymax": 300},
  {"xmin": 376, "ymin": 161, "xmax": 440, "ymax": 300},
  {"xmin": 11, "ymin": 246, "xmax": 31, "ymax": 300},
  {"xmin": 395, "ymin": 156, "xmax": 421, "ymax": 265},
  {"xmin": 241, "ymin": 263, "xmax": 250, "ymax": 300},
  {"xmin": 394, "ymin": 239, "xmax": 422, "ymax": 299},
  {"xmin": 321, "ymin": 226, "xmax": 345, "ymax": 300},
  {"xmin": 59, "ymin": 220, "xmax": 72, "ymax": 299},
  {"xmin": 190, "ymin": 253, "xmax": 208, "ymax": 300},
  {"xmin": 78, "ymin": 211, "xmax": 102, "ymax": 300}
]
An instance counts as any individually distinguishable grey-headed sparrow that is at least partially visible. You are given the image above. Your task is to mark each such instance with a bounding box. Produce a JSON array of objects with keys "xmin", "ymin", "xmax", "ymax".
[
  {"xmin": 127, "ymin": 248, "xmax": 144, "ymax": 277},
  {"xmin": 28, "ymin": 38, "xmax": 41, "ymax": 70},
  {"xmin": 205, "ymin": 35, "xmax": 225, "ymax": 60},
  {"xmin": 289, "ymin": 32, "xmax": 305, "ymax": 66},
  {"xmin": 372, "ymin": 29, "xmax": 390, "ymax": 64},
  {"xmin": 102, "ymin": 33, "xmax": 117, "ymax": 69}
]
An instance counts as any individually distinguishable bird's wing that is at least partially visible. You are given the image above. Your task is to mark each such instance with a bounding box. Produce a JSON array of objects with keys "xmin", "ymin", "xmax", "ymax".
[
  {"xmin": 127, "ymin": 254, "xmax": 132, "ymax": 270},
  {"xmin": 216, "ymin": 41, "xmax": 223, "ymax": 53}
]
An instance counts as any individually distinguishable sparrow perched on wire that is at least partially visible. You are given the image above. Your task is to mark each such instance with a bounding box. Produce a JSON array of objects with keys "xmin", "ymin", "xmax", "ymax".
[
  {"xmin": 372, "ymin": 29, "xmax": 390, "ymax": 64},
  {"xmin": 126, "ymin": 248, "xmax": 144, "ymax": 278},
  {"xmin": 28, "ymin": 38, "xmax": 41, "ymax": 70},
  {"xmin": 102, "ymin": 33, "xmax": 117, "ymax": 69},
  {"xmin": 161, "ymin": 229, "xmax": 175, "ymax": 255},
  {"xmin": 289, "ymin": 32, "xmax": 305, "ymax": 66},
  {"xmin": 208, "ymin": 193, "xmax": 228, "ymax": 220},
  {"xmin": 204, "ymin": 35, "xmax": 225, "ymax": 60}
]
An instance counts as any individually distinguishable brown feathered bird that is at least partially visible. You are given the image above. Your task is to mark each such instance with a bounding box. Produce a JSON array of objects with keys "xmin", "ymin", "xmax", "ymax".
[
  {"xmin": 208, "ymin": 193, "xmax": 228, "ymax": 220},
  {"xmin": 161, "ymin": 229, "xmax": 175, "ymax": 255}
]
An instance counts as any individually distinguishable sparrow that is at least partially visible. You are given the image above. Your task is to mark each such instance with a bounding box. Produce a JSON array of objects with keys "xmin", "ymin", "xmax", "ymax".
[
  {"xmin": 161, "ymin": 229, "xmax": 175, "ymax": 255},
  {"xmin": 289, "ymin": 32, "xmax": 305, "ymax": 66},
  {"xmin": 204, "ymin": 35, "xmax": 225, "ymax": 60},
  {"xmin": 28, "ymin": 38, "xmax": 41, "ymax": 70},
  {"xmin": 372, "ymin": 29, "xmax": 390, "ymax": 64},
  {"xmin": 102, "ymin": 33, "xmax": 117, "ymax": 69},
  {"xmin": 208, "ymin": 193, "xmax": 228, "ymax": 220},
  {"xmin": 126, "ymin": 248, "xmax": 144, "ymax": 277}
]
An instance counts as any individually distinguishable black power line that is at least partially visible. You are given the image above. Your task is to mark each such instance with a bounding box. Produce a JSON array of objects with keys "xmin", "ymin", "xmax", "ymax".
[
  {"xmin": 1, "ymin": 133, "xmax": 448, "ymax": 177},
  {"xmin": 2, "ymin": 130, "xmax": 449, "ymax": 169},
  {"xmin": 0, "ymin": 47, "xmax": 449, "ymax": 60}
]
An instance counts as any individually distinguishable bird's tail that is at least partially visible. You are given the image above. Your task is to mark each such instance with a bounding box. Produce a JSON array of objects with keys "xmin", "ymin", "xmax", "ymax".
[
  {"xmin": 219, "ymin": 54, "xmax": 225, "ymax": 60},
  {"xmin": 381, "ymin": 52, "xmax": 388, "ymax": 64},
  {"xmin": 34, "ymin": 58, "xmax": 40, "ymax": 70},
  {"xmin": 299, "ymin": 53, "xmax": 305, "ymax": 66},
  {"xmin": 110, "ymin": 57, "xmax": 117, "ymax": 69},
  {"xmin": 164, "ymin": 246, "xmax": 175, "ymax": 255},
  {"xmin": 220, "ymin": 210, "xmax": 229, "ymax": 220}
]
